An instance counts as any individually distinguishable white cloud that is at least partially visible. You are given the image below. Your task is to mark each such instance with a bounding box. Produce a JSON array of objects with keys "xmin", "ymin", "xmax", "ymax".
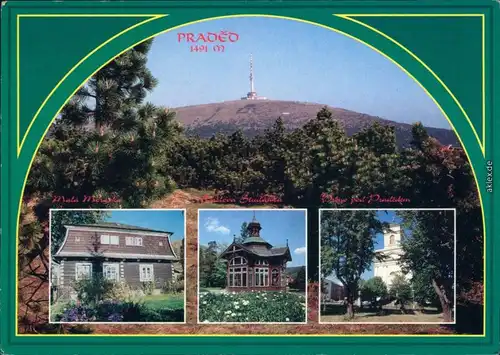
[
  {"xmin": 204, "ymin": 217, "xmax": 230, "ymax": 235},
  {"xmin": 294, "ymin": 246, "xmax": 306, "ymax": 255}
]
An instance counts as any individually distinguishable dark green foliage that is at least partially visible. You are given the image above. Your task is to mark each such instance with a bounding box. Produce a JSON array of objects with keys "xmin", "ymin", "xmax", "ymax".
[
  {"xmin": 360, "ymin": 276, "xmax": 388, "ymax": 308},
  {"xmin": 389, "ymin": 274, "xmax": 414, "ymax": 311},
  {"xmin": 199, "ymin": 242, "xmax": 227, "ymax": 288},
  {"xmin": 56, "ymin": 300, "xmax": 184, "ymax": 322},
  {"xmin": 398, "ymin": 209, "xmax": 455, "ymax": 321},
  {"xmin": 73, "ymin": 275, "xmax": 115, "ymax": 306},
  {"xmin": 290, "ymin": 266, "xmax": 306, "ymax": 291}
]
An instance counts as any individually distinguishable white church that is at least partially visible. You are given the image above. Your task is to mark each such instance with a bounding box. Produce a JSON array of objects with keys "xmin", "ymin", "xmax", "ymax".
[{"xmin": 373, "ymin": 223, "xmax": 411, "ymax": 286}]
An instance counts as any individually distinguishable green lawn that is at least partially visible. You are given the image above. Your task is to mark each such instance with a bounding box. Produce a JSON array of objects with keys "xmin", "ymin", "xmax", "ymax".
[{"xmin": 142, "ymin": 293, "xmax": 184, "ymax": 310}]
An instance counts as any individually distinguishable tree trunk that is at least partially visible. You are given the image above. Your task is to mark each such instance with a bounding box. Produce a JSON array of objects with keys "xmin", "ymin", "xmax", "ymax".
[
  {"xmin": 432, "ymin": 279, "xmax": 452, "ymax": 322},
  {"xmin": 346, "ymin": 293, "xmax": 355, "ymax": 319}
]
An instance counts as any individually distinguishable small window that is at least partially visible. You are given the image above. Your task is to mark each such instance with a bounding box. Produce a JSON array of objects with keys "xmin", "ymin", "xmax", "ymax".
[
  {"xmin": 139, "ymin": 264, "xmax": 154, "ymax": 282},
  {"xmin": 75, "ymin": 263, "xmax": 92, "ymax": 280},
  {"xmin": 230, "ymin": 257, "xmax": 247, "ymax": 265},
  {"xmin": 159, "ymin": 241, "xmax": 163, "ymax": 246},
  {"xmin": 100, "ymin": 235, "xmax": 110, "ymax": 244},
  {"xmin": 103, "ymin": 263, "xmax": 120, "ymax": 281},
  {"xmin": 110, "ymin": 235, "xmax": 119, "ymax": 245},
  {"xmin": 135, "ymin": 237, "xmax": 143, "ymax": 246},
  {"xmin": 126, "ymin": 237, "xmax": 134, "ymax": 246},
  {"xmin": 75, "ymin": 236, "xmax": 80, "ymax": 242}
]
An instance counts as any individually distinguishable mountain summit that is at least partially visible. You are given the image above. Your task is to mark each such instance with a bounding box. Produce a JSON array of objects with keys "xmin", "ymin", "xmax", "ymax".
[{"xmin": 171, "ymin": 100, "xmax": 459, "ymax": 147}]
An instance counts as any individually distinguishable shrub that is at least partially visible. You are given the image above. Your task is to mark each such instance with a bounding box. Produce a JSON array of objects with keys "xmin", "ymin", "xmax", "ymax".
[
  {"xmin": 73, "ymin": 274, "xmax": 115, "ymax": 306},
  {"xmin": 107, "ymin": 281, "xmax": 136, "ymax": 302},
  {"xmin": 141, "ymin": 281, "xmax": 155, "ymax": 295},
  {"xmin": 162, "ymin": 280, "xmax": 184, "ymax": 294},
  {"xmin": 55, "ymin": 300, "xmax": 184, "ymax": 323}
]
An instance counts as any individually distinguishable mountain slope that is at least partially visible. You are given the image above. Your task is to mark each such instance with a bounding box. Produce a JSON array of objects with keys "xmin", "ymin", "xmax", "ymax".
[{"xmin": 172, "ymin": 100, "xmax": 459, "ymax": 147}]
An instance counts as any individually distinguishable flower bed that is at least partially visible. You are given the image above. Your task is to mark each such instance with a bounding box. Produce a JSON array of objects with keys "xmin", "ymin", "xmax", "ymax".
[
  {"xmin": 199, "ymin": 291, "xmax": 306, "ymax": 323},
  {"xmin": 55, "ymin": 300, "xmax": 184, "ymax": 323}
]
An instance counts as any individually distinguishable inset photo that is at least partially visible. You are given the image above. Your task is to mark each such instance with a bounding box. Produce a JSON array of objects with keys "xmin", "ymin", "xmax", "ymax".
[
  {"xmin": 49, "ymin": 209, "xmax": 186, "ymax": 324},
  {"xmin": 319, "ymin": 208, "xmax": 456, "ymax": 324},
  {"xmin": 198, "ymin": 209, "xmax": 307, "ymax": 324}
]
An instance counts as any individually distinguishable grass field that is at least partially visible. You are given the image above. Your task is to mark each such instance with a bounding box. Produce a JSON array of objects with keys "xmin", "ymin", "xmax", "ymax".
[{"xmin": 143, "ymin": 293, "xmax": 184, "ymax": 310}]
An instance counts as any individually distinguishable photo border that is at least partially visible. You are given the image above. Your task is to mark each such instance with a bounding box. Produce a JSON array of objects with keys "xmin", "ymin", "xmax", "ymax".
[
  {"xmin": 47, "ymin": 208, "xmax": 187, "ymax": 325},
  {"xmin": 196, "ymin": 208, "xmax": 308, "ymax": 325},
  {"xmin": 318, "ymin": 208, "xmax": 457, "ymax": 325}
]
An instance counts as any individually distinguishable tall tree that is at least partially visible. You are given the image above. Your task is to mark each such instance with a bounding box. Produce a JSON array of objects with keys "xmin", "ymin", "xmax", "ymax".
[
  {"xmin": 397, "ymin": 209, "xmax": 455, "ymax": 321},
  {"xmin": 238, "ymin": 222, "xmax": 250, "ymax": 243},
  {"xmin": 320, "ymin": 209, "xmax": 384, "ymax": 318}
]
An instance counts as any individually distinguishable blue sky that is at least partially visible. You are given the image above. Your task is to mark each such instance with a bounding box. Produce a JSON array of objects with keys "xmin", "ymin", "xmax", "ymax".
[
  {"xmin": 198, "ymin": 209, "xmax": 307, "ymax": 267},
  {"xmin": 146, "ymin": 17, "xmax": 449, "ymax": 129},
  {"xmin": 106, "ymin": 210, "xmax": 185, "ymax": 241},
  {"xmin": 324, "ymin": 210, "xmax": 405, "ymax": 282}
]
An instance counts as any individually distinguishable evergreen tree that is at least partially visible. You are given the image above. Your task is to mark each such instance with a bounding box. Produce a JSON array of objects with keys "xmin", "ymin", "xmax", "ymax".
[{"xmin": 237, "ymin": 222, "xmax": 250, "ymax": 243}]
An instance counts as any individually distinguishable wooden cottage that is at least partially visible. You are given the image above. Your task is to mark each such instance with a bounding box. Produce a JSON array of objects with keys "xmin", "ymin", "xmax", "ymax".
[
  {"xmin": 219, "ymin": 215, "xmax": 292, "ymax": 292},
  {"xmin": 53, "ymin": 222, "xmax": 178, "ymax": 299}
]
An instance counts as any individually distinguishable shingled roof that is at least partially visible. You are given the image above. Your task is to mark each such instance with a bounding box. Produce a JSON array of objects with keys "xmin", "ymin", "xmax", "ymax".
[{"xmin": 67, "ymin": 222, "xmax": 173, "ymax": 235}]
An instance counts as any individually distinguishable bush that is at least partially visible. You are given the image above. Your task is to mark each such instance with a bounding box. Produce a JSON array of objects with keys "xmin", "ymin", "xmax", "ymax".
[
  {"xmin": 73, "ymin": 274, "xmax": 115, "ymax": 305},
  {"xmin": 141, "ymin": 281, "xmax": 155, "ymax": 295},
  {"xmin": 199, "ymin": 291, "xmax": 306, "ymax": 323},
  {"xmin": 162, "ymin": 280, "xmax": 184, "ymax": 294},
  {"xmin": 107, "ymin": 281, "xmax": 136, "ymax": 302},
  {"xmin": 55, "ymin": 299, "xmax": 184, "ymax": 322}
]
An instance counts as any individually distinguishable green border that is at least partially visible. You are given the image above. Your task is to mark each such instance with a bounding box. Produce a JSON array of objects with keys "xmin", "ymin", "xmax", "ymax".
[{"xmin": 1, "ymin": 1, "xmax": 498, "ymax": 354}]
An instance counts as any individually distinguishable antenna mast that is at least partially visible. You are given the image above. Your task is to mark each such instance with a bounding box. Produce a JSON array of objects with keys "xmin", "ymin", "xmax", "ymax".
[{"xmin": 249, "ymin": 54, "xmax": 255, "ymax": 94}]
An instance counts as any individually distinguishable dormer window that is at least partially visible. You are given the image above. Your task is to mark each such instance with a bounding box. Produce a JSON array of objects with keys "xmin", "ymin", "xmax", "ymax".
[
  {"xmin": 159, "ymin": 241, "xmax": 163, "ymax": 246},
  {"xmin": 125, "ymin": 236, "xmax": 143, "ymax": 246},
  {"xmin": 101, "ymin": 235, "xmax": 119, "ymax": 245},
  {"xmin": 75, "ymin": 236, "xmax": 80, "ymax": 242}
]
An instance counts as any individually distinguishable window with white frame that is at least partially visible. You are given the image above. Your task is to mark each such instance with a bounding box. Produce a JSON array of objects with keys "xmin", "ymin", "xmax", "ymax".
[
  {"xmin": 75, "ymin": 263, "xmax": 92, "ymax": 280},
  {"xmin": 103, "ymin": 263, "xmax": 120, "ymax": 282},
  {"xmin": 228, "ymin": 267, "xmax": 247, "ymax": 287},
  {"xmin": 125, "ymin": 236, "xmax": 143, "ymax": 246},
  {"xmin": 139, "ymin": 264, "xmax": 154, "ymax": 282},
  {"xmin": 230, "ymin": 256, "xmax": 247, "ymax": 266},
  {"xmin": 101, "ymin": 235, "xmax": 119, "ymax": 245},
  {"xmin": 255, "ymin": 259, "xmax": 269, "ymax": 266},
  {"xmin": 254, "ymin": 267, "xmax": 269, "ymax": 287}
]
